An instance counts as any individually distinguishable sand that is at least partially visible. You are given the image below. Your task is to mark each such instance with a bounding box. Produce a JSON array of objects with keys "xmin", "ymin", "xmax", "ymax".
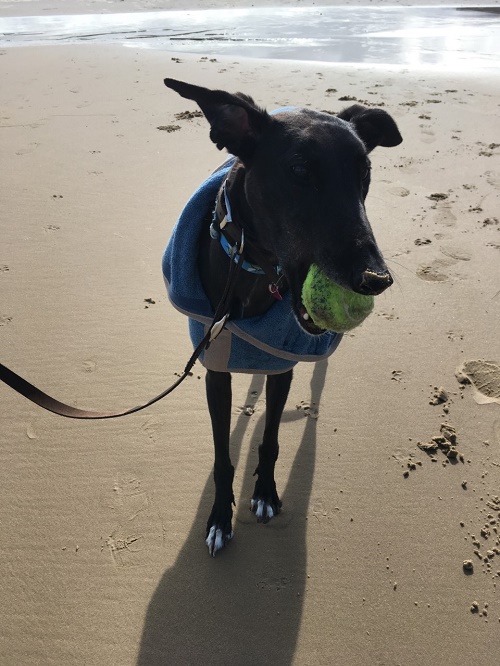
[
  {"xmin": 1, "ymin": 2, "xmax": 500, "ymax": 665},
  {"xmin": 0, "ymin": 0, "xmax": 497, "ymax": 14}
]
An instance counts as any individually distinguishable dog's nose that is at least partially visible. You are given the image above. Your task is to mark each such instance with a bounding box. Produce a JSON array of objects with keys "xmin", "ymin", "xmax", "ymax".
[{"xmin": 357, "ymin": 270, "xmax": 393, "ymax": 295}]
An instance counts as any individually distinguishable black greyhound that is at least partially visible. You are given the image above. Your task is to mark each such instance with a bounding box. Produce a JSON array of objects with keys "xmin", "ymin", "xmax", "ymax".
[{"xmin": 164, "ymin": 79, "xmax": 402, "ymax": 556}]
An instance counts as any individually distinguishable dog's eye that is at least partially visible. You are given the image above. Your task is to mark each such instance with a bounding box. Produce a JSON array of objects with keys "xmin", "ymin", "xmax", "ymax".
[
  {"xmin": 290, "ymin": 163, "xmax": 310, "ymax": 180},
  {"xmin": 361, "ymin": 165, "xmax": 371, "ymax": 181}
]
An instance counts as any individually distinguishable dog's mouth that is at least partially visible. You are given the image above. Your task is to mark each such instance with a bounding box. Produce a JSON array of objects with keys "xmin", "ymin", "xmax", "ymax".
[
  {"xmin": 288, "ymin": 264, "xmax": 327, "ymax": 335},
  {"xmin": 296, "ymin": 300, "xmax": 326, "ymax": 335}
]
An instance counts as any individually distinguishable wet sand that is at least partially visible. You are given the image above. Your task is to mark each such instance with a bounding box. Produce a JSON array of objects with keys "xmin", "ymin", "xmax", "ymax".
[
  {"xmin": 1, "ymin": 3, "xmax": 500, "ymax": 666},
  {"xmin": 0, "ymin": 0, "xmax": 498, "ymax": 14},
  {"xmin": 2, "ymin": 6, "xmax": 499, "ymax": 71}
]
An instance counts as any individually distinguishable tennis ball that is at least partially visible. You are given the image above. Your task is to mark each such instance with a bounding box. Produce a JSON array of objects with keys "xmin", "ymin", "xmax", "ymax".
[{"xmin": 301, "ymin": 264, "xmax": 374, "ymax": 332}]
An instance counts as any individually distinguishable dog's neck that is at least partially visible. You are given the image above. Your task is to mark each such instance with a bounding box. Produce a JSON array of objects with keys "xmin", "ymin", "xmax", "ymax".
[
  {"xmin": 197, "ymin": 160, "xmax": 287, "ymax": 320},
  {"xmin": 221, "ymin": 161, "xmax": 281, "ymax": 273}
]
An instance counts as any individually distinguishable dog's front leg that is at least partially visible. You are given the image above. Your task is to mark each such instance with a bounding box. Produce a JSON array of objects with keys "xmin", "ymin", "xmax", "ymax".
[
  {"xmin": 251, "ymin": 369, "xmax": 293, "ymax": 522},
  {"xmin": 205, "ymin": 369, "xmax": 235, "ymax": 556}
]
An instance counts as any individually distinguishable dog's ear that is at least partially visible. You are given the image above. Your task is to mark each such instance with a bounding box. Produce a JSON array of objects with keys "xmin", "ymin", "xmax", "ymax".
[
  {"xmin": 338, "ymin": 104, "xmax": 403, "ymax": 153},
  {"xmin": 164, "ymin": 78, "xmax": 271, "ymax": 161}
]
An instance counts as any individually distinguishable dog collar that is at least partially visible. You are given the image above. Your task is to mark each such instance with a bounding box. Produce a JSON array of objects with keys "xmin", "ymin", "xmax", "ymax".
[
  {"xmin": 212, "ymin": 179, "xmax": 285, "ymax": 299},
  {"xmin": 212, "ymin": 224, "xmax": 267, "ymax": 275}
]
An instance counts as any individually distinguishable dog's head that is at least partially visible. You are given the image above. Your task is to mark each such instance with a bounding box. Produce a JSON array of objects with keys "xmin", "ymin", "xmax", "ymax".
[{"xmin": 164, "ymin": 78, "xmax": 402, "ymax": 333}]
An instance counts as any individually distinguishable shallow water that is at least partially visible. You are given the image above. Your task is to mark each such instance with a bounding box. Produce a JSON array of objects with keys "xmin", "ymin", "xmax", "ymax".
[{"xmin": 1, "ymin": 6, "xmax": 499, "ymax": 71}]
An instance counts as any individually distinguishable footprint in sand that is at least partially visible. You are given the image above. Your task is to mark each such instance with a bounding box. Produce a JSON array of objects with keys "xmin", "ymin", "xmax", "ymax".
[
  {"xmin": 439, "ymin": 245, "xmax": 472, "ymax": 262},
  {"xmin": 456, "ymin": 360, "xmax": 500, "ymax": 405},
  {"xmin": 397, "ymin": 157, "xmax": 419, "ymax": 175},
  {"xmin": 433, "ymin": 202, "xmax": 457, "ymax": 227},
  {"xmin": 416, "ymin": 241, "xmax": 470, "ymax": 281},
  {"xmin": 104, "ymin": 477, "xmax": 165, "ymax": 567},
  {"xmin": 485, "ymin": 171, "xmax": 500, "ymax": 190},
  {"xmin": 388, "ymin": 186, "xmax": 410, "ymax": 197},
  {"xmin": 81, "ymin": 359, "xmax": 97, "ymax": 373},
  {"xmin": 416, "ymin": 257, "xmax": 457, "ymax": 282},
  {"xmin": 0, "ymin": 314, "xmax": 13, "ymax": 326},
  {"xmin": 420, "ymin": 125, "xmax": 436, "ymax": 144},
  {"xmin": 140, "ymin": 417, "xmax": 164, "ymax": 441}
]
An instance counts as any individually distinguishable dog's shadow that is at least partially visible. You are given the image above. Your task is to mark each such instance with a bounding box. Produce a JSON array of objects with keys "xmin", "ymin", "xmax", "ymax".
[{"xmin": 136, "ymin": 360, "xmax": 328, "ymax": 666}]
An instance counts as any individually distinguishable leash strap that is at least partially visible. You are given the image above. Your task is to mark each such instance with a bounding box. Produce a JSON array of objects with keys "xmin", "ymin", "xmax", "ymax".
[
  {"xmin": 0, "ymin": 361, "xmax": 190, "ymax": 420},
  {"xmin": 0, "ymin": 317, "xmax": 219, "ymax": 421},
  {"xmin": 0, "ymin": 232, "xmax": 245, "ymax": 420}
]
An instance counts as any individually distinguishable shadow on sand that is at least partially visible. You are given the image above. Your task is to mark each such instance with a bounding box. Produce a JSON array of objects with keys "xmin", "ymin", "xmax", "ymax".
[{"xmin": 137, "ymin": 360, "xmax": 328, "ymax": 665}]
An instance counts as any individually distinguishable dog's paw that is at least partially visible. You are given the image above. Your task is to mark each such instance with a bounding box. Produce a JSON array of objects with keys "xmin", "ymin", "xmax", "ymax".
[
  {"xmin": 250, "ymin": 494, "xmax": 282, "ymax": 523},
  {"xmin": 250, "ymin": 498, "xmax": 276, "ymax": 522},
  {"xmin": 205, "ymin": 524, "xmax": 233, "ymax": 557},
  {"xmin": 251, "ymin": 472, "xmax": 281, "ymax": 523},
  {"xmin": 206, "ymin": 498, "xmax": 234, "ymax": 557}
]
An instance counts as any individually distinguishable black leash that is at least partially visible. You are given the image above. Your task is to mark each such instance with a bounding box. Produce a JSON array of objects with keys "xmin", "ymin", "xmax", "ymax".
[{"xmin": 0, "ymin": 226, "xmax": 245, "ymax": 420}]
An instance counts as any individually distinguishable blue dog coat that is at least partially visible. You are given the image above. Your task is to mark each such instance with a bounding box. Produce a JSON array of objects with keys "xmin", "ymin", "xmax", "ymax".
[{"xmin": 162, "ymin": 160, "xmax": 342, "ymax": 374}]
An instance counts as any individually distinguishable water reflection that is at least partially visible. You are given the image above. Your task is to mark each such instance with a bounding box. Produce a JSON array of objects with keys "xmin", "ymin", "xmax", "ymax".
[{"xmin": 0, "ymin": 6, "xmax": 499, "ymax": 70}]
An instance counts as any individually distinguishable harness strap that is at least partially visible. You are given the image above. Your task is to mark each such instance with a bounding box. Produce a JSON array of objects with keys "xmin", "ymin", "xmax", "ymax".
[{"xmin": 213, "ymin": 171, "xmax": 286, "ymax": 295}]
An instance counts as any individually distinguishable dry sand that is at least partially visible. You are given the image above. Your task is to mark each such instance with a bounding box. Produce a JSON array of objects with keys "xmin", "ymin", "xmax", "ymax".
[{"xmin": 1, "ymin": 2, "xmax": 500, "ymax": 665}]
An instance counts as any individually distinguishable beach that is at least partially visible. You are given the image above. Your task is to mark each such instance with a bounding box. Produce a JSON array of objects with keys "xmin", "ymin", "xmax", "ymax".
[
  {"xmin": 1, "ymin": 2, "xmax": 500, "ymax": 665},
  {"xmin": 0, "ymin": 0, "xmax": 498, "ymax": 14}
]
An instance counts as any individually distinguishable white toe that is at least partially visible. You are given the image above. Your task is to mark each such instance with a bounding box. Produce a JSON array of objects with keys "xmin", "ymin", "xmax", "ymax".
[
  {"xmin": 206, "ymin": 525, "xmax": 232, "ymax": 557},
  {"xmin": 214, "ymin": 529, "xmax": 224, "ymax": 555},
  {"xmin": 206, "ymin": 525, "xmax": 216, "ymax": 555}
]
